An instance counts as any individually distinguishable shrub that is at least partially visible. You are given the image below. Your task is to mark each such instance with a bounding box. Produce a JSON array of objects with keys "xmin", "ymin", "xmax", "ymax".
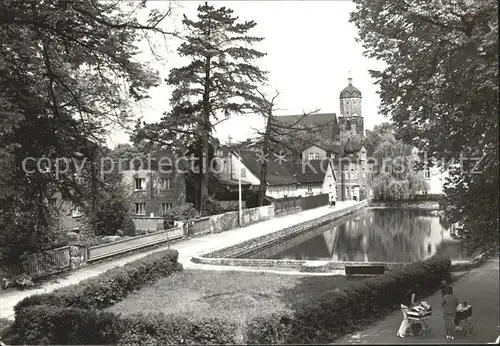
[
  {"xmin": 15, "ymin": 305, "xmax": 118, "ymax": 345},
  {"xmin": 86, "ymin": 182, "xmax": 135, "ymax": 236},
  {"xmin": 11, "ymin": 273, "xmax": 35, "ymax": 289},
  {"xmin": 118, "ymin": 313, "xmax": 238, "ymax": 345},
  {"xmin": 200, "ymin": 196, "xmax": 225, "ymax": 217},
  {"xmin": 14, "ymin": 249, "xmax": 182, "ymax": 314},
  {"xmin": 14, "ymin": 306, "xmax": 238, "ymax": 345},
  {"xmin": 121, "ymin": 214, "xmax": 137, "ymax": 236},
  {"xmin": 163, "ymin": 203, "xmax": 199, "ymax": 229},
  {"xmin": 245, "ymin": 256, "xmax": 451, "ymax": 344},
  {"xmin": 245, "ymin": 311, "xmax": 294, "ymax": 344}
]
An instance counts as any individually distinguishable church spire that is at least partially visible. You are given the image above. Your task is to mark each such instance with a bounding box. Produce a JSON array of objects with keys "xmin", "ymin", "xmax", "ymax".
[{"xmin": 348, "ymin": 70, "xmax": 352, "ymax": 85}]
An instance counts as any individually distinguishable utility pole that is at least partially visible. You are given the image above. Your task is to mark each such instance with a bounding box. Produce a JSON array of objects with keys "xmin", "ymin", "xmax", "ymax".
[{"xmin": 238, "ymin": 150, "xmax": 243, "ymax": 226}]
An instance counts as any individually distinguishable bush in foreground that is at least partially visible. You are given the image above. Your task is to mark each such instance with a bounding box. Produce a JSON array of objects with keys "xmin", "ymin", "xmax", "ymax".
[
  {"xmin": 245, "ymin": 256, "xmax": 451, "ymax": 343},
  {"xmin": 117, "ymin": 313, "xmax": 238, "ymax": 345},
  {"xmin": 15, "ymin": 305, "xmax": 238, "ymax": 345}
]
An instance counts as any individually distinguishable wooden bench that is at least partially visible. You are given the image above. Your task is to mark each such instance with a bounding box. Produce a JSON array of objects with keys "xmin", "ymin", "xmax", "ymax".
[{"xmin": 345, "ymin": 264, "xmax": 385, "ymax": 275}]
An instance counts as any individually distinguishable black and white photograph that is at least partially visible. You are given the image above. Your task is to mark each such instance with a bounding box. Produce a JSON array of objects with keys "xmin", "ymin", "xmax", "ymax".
[{"xmin": 0, "ymin": 0, "xmax": 498, "ymax": 345}]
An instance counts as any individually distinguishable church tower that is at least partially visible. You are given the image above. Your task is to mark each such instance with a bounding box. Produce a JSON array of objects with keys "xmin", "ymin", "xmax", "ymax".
[{"xmin": 338, "ymin": 73, "xmax": 364, "ymax": 143}]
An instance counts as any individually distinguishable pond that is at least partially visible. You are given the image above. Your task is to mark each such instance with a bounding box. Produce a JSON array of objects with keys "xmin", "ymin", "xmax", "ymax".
[{"xmin": 248, "ymin": 207, "xmax": 466, "ymax": 263}]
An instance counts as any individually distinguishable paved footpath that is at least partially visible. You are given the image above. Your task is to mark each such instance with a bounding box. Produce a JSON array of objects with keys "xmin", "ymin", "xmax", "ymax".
[
  {"xmin": 0, "ymin": 201, "xmax": 359, "ymax": 321},
  {"xmin": 335, "ymin": 257, "xmax": 500, "ymax": 345}
]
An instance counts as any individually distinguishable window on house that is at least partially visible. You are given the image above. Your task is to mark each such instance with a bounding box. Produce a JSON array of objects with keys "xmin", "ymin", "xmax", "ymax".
[
  {"xmin": 161, "ymin": 202, "xmax": 173, "ymax": 214},
  {"xmin": 424, "ymin": 169, "xmax": 431, "ymax": 179},
  {"xmin": 72, "ymin": 206, "xmax": 82, "ymax": 218},
  {"xmin": 159, "ymin": 177, "xmax": 172, "ymax": 190},
  {"xmin": 135, "ymin": 178, "xmax": 145, "ymax": 190},
  {"xmin": 308, "ymin": 152, "xmax": 314, "ymax": 160},
  {"xmin": 223, "ymin": 161, "xmax": 228, "ymax": 172},
  {"xmin": 352, "ymin": 168, "xmax": 357, "ymax": 180},
  {"xmin": 159, "ymin": 162, "xmax": 172, "ymax": 172},
  {"xmin": 346, "ymin": 121, "xmax": 351, "ymax": 131},
  {"xmin": 313, "ymin": 152, "xmax": 320, "ymax": 160},
  {"xmin": 240, "ymin": 168, "xmax": 246, "ymax": 178},
  {"xmin": 48, "ymin": 198, "xmax": 57, "ymax": 207},
  {"xmin": 307, "ymin": 185, "xmax": 312, "ymax": 192},
  {"xmin": 135, "ymin": 203, "xmax": 146, "ymax": 215}
]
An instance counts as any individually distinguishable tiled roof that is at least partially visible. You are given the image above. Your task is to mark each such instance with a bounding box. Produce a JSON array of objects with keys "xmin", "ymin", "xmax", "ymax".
[
  {"xmin": 292, "ymin": 159, "xmax": 333, "ymax": 184},
  {"xmin": 238, "ymin": 150, "xmax": 299, "ymax": 186},
  {"xmin": 217, "ymin": 178, "xmax": 252, "ymax": 187},
  {"xmin": 237, "ymin": 151, "xmax": 334, "ymax": 186},
  {"xmin": 273, "ymin": 113, "xmax": 340, "ymax": 143}
]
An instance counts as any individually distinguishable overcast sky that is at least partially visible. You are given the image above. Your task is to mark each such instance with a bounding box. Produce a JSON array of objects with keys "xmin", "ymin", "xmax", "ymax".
[{"xmin": 107, "ymin": 0, "xmax": 388, "ymax": 148}]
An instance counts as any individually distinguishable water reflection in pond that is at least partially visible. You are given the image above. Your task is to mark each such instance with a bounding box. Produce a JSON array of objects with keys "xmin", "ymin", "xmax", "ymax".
[{"xmin": 268, "ymin": 207, "xmax": 464, "ymax": 263}]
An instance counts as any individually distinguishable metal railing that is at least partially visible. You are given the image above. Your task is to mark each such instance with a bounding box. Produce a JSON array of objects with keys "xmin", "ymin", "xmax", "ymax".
[
  {"xmin": 87, "ymin": 227, "xmax": 183, "ymax": 262},
  {"xmin": 26, "ymin": 246, "xmax": 71, "ymax": 277}
]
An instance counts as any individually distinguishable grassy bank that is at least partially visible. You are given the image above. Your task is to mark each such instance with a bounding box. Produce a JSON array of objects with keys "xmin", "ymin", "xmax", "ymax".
[{"xmin": 107, "ymin": 269, "xmax": 364, "ymax": 339}]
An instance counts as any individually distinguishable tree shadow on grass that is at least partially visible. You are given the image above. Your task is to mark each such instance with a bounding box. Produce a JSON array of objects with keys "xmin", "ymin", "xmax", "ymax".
[
  {"xmin": 278, "ymin": 275, "xmax": 364, "ymax": 310},
  {"xmin": 275, "ymin": 275, "xmax": 399, "ymax": 344}
]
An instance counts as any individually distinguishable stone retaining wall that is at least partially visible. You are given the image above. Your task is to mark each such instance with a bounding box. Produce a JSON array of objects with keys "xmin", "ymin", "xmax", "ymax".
[
  {"xmin": 191, "ymin": 256, "xmax": 408, "ymax": 273},
  {"xmin": 369, "ymin": 201, "xmax": 441, "ymax": 210},
  {"xmin": 199, "ymin": 200, "xmax": 368, "ymax": 259}
]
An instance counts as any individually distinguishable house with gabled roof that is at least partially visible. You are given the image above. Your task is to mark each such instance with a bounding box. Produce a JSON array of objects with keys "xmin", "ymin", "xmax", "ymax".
[
  {"xmin": 216, "ymin": 149, "xmax": 336, "ymax": 200},
  {"xmin": 298, "ymin": 134, "xmax": 369, "ymax": 200}
]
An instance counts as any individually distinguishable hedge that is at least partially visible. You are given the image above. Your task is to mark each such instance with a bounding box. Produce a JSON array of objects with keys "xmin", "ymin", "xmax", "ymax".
[
  {"xmin": 244, "ymin": 256, "xmax": 451, "ymax": 344},
  {"xmin": 117, "ymin": 313, "xmax": 238, "ymax": 345},
  {"xmin": 15, "ymin": 305, "xmax": 238, "ymax": 345},
  {"xmin": 14, "ymin": 249, "xmax": 182, "ymax": 314}
]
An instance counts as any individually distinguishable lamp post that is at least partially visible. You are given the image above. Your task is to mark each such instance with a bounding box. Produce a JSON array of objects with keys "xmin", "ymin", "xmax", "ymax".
[{"xmin": 238, "ymin": 149, "xmax": 243, "ymax": 226}]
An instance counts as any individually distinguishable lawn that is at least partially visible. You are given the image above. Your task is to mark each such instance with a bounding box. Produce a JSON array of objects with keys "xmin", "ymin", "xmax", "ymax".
[{"xmin": 108, "ymin": 269, "xmax": 364, "ymax": 338}]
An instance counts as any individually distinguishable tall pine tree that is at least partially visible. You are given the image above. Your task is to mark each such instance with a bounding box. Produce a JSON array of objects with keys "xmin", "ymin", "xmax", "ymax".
[{"xmin": 134, "ymin": 2, "xmax": 267, "ymax": 211}]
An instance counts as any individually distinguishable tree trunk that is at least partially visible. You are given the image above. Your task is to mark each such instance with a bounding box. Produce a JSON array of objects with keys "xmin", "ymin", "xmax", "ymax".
[
  {"xmin": 90, "ymin": 149, "xmax": 98, "ymax": 213},
  {"xmin": 258, "ymin": 110, "xmax": 272, "ymax": 206},
  {"xmin": 200, "ymin": 52, "xmax": 211, "ymax": 213},
  {"xmin": 200, "ymin": 133, "xmax": 209, "ymax": 212}
]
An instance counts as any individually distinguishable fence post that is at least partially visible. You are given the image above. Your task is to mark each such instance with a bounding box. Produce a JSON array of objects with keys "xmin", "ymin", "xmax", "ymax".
[{"xmin": 166, "ymin": 228, "xmax": 170, "ymax": 249}]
